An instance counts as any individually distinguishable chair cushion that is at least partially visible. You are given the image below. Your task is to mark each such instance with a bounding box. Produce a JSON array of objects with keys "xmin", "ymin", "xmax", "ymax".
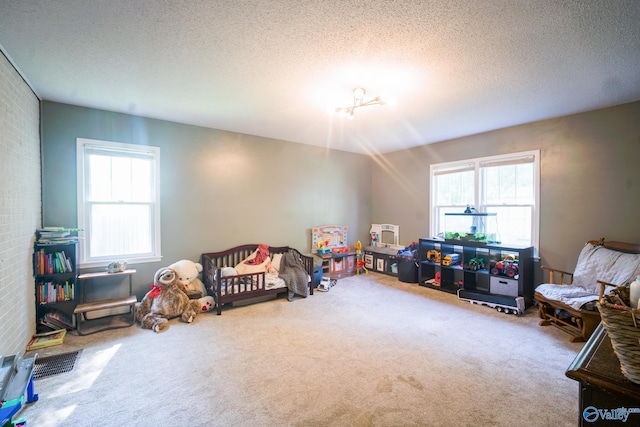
[
  {"xmin": 535, "ymin": 283, "xmax": 599, "ymax": 310},
  {"xmin": 573, "ymin": 243, "xmax": 640, "ymax": 293},
  {"xmin": 536, "ymin": 242, "xmax": 640, "ymax": 311}
]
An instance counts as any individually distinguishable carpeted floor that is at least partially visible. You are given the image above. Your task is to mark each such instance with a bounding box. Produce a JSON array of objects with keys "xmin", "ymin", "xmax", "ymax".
[{"xmin": 21, "ymin": 273, "xmax": 582, "ymax": 426}]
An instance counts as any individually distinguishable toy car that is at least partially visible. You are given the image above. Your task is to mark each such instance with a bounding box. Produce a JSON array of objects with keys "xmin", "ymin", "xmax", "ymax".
[
  {"xmin": 426, "ymin": 249, "xmax": 441, "ymax": 263},
  {"xmin": 441, "ymin": 253, "xmax": 460, "ymax": 267},
  {"xmin": 466, "ymin": 257, "xmax": 485, "ymax": 271},
  {"xmin": 490, "ymin": 255, "xmax": 519, "ymax": 278},
  {"xmin": 317, "ymin": 277, "xmax": 337, "ymax": 292}
]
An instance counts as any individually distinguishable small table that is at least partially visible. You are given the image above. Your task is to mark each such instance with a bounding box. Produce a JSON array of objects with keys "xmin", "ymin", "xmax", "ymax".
[
  {"xmin": 566, "ymin": 323, "xmax": 640, "ymax": 425},
  {"xmin": 74, "ymin": 269, "xmax": 137, "ymax": 335}
]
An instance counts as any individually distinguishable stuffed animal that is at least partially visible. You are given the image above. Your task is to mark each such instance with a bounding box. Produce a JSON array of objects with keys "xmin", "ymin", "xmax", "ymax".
[
  {"xmin": 168, "ymin": 259, "xmax": 215, "ymax": 312},
  {"xmin": 135, "ymin": 266, "xmax": 202, "ymax": 332}
]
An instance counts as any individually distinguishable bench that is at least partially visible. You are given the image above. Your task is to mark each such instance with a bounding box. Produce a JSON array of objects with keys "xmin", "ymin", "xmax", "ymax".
[
  {"xmin": 74, "ymin": 270, "xmax": 137, "ymax": 335},
  {"xmin": 535, "ymin": 239, "xmax": 640, "ymax": 342}
]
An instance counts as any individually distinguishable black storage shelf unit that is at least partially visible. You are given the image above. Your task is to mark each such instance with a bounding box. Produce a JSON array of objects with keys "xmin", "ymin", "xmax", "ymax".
[
  {"xmin": 418, "ymin": 238, "xmax": 534, "ymax": 309},
  {"xmin": 364, "ymin": 248, "xmax": 398, "ymax": 277},
  {"xmin": 33, "ymin": 240, "xmax": 78, "ymax": 332}
]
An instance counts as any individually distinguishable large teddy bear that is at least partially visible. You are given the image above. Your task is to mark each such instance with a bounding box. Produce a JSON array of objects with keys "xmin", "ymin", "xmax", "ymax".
[
  {"xmin": 136, "ymin": 266, "xmax": 202, "ymax": 332},
  {"xmin": 168, "ymin": 259, "xmax": 215, "ymax": 313}
]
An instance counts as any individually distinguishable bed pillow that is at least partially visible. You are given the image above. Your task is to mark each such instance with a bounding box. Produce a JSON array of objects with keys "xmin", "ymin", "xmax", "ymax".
[
  {"xmin": 235, "ymin": 250, "xmax": 271, "ymax": 275},
  {"xmin": 220, "ymin": 267, "xmax": 238, "ymax": 277},
  {"xmin": 271, "ymin": 253, "xmax": 283, "ymax": 273}
]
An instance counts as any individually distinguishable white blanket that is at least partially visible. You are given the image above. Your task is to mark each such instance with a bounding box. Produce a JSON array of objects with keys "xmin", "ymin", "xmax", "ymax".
[
  {"xmin": 220, "ymin": 273, "xmax": 285, "ymax": 295},
  {"xmin": 535, "ymin": 283, "xmax": 600, "ymax": 311}
]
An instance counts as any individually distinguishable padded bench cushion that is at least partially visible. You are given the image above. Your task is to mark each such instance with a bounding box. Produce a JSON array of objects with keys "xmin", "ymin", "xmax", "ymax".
[
  {"xmin": 536, "ymin": 242, "xmax": 640, "ymax": 310},
  {"xmin": 572, "ymin": 243, "xmax": 640, "ymax": 293},
  {"xmin": 535, "ymin": 284, "xmax": 598, "ymax": 311}
]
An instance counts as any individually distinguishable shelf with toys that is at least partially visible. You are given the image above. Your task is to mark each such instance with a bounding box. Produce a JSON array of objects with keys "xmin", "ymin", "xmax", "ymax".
[{"xmin": 418, "ymin": 238, "xmax": 534, "ymax": 314}]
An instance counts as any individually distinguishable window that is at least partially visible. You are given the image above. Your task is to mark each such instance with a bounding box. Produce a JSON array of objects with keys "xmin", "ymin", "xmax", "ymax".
[
  {"xmin": 77, "ymin": 138, "xmax": 161, "ymax": 267},
  {"xmin": 430, "ymin": 150, "xmax": 539, "ymax": 250}
]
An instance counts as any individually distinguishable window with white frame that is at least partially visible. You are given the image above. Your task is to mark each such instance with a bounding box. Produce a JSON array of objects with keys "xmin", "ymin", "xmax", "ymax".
[
  {"xmin": 430, "ymin": 150, "xmax": 539, "ymax": 250},
  {"xmin": 77, "ymin": 138, "xmax": 161, "ymax": 267}
]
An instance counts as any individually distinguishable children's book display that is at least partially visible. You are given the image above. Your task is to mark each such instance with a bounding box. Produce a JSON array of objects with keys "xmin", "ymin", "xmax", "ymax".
[
  {"xmin": 26, "ymin": 329, "xmax": 67, "ymax": 351},
  {"xmin": 33, "ymin": 228, "xmax": 79, "ymax": 332}
]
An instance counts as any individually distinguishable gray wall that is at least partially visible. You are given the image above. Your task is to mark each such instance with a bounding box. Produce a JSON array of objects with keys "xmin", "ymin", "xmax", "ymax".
[
  {"xmin": 372, "ymin": 101, "xmax": 640, "ymax": 273},
  {"xmin": 41, "ymin": 101, "xmax": 373, "ymax": 299},
  {"xmin": 29, "ymin": 99, "xmax": 640, "ymax": 339},
  {"xmin": 0, "ymin": 52, "xmax": 41, "ymax": 356}
]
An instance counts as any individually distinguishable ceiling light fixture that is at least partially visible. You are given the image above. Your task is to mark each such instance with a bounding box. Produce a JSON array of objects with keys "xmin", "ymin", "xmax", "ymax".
[{"xmin": 335, "ymin": 87, "xmax": 385, "ymax": 119}]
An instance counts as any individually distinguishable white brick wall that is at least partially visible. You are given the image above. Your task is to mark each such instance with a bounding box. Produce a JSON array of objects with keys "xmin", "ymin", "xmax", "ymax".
[{"xmin": 0, "ymin": 51, "xmax": 41, "ymax": 355}]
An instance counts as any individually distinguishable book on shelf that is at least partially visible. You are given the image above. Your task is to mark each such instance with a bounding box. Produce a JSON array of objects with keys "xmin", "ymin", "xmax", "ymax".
[
  {"xmin": 36, "ymin": 227, "xmax": 81, "ymax": 244},
  {"xmin": 43, "ymin": 308, "xmax": 75, "ymax": 330},
  {"xmin": 26, "ymin": 328, "xmax": 67, "ymax": 351},
  {"xmin": 37, "ymin": 280, "xmax": 74, "ymax": 304},
  {"xmin": 35, "ymin": 249, "xmax": 74, "ymax": 274}
]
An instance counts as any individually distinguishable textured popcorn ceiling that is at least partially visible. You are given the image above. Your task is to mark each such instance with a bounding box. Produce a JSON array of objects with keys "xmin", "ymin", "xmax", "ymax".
[{"xmin": 1, "ymin": 0, "xmax": 639, "ymax": 154}]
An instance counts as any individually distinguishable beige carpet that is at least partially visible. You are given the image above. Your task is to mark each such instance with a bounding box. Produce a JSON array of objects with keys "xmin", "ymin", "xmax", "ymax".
[{"xmin": 21, "ymin": 273, "xmax": 582, "ymax": 426}]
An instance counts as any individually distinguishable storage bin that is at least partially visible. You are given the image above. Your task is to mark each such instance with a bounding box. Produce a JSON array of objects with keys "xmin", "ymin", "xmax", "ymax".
[
  {"xmin": 313, "ymin": 266, "xmax": 323, "ymax": 287},
  {"xmin": 489, "ymin": 276, "xmax": 518, "ymax": 297},
  {"xmin": 398, "ymin": 257, "xmax": 418, "ymax": 283}
]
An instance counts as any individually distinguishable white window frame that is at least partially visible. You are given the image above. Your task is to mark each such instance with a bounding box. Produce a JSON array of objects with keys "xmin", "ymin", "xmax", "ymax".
[
  {"xmin": 430, "ymin": 150, "xmax": 540, "ymax": 251},
  {"xmin": 76, "ymin": 138, "xmax": 162, "ymax": 268}
]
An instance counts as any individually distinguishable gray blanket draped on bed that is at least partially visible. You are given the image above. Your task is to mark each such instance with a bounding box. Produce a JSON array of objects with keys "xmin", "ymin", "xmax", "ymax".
[{"xmin": 279, "ymin": 250, "xmax": 309, "ymax": 300}]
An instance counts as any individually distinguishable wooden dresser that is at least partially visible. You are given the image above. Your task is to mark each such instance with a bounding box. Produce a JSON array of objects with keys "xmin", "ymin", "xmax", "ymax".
[{"xmin": 566, "ymin": 323, "xmax": 640, "ymax": 425}]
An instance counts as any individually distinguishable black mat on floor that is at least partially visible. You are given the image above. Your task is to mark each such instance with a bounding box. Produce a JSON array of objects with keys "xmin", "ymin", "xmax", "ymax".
[{"xmin": 33, "ymin": 350, "xmax": 82, "ymax": 380}]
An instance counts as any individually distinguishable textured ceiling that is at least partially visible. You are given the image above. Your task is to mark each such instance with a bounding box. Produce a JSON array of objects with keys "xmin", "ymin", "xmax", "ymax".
[{"xmin": 1, "ymin": 0, "xmax": 639, "ymax": 154}]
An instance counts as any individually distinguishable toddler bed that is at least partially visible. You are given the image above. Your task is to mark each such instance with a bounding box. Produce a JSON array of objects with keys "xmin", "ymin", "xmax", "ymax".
[{"xmin": 201, "ymin": 244, "xmax": 314, "ymax": 315}]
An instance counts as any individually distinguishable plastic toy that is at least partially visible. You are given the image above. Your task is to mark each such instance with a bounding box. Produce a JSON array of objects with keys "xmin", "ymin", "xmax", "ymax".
[
  {"xmin": 466, "ymin": 257, "xmax": 485, "ymax": 271},
  {"xmin": 369, "ymin": 224, "xmax": 402, "ymax": 249},
  {"xmin": 316, "ymin": 240, "xmax": 331, "ymax": 255},
  {"xmin": 426, "ymin": 250, "xmax": 441, "ymax": 263},
  {"xmin": 0, "ymin": 353, "xmax": 38, "ymax": 427},
  {"xmin": 317, "ymin": 277, "xmax": 337, "ymax": 292},
  {"xmin": 311, "ymin": 225, "xmax": 348, "ymax": 253},
  {"xmin": 441, "ymin": 253, "xmax": 460, "ymax": 267},
  {"xmin": 491, "ymin": 255, "xmax": 519, "ymax": 278},
  {"xmin": 354, "ymin": 241, "xmax": 368, "ymax": 275},
  {"xmin": 459, "ymin": 294, "xmax": 525, "ymax": 315}
]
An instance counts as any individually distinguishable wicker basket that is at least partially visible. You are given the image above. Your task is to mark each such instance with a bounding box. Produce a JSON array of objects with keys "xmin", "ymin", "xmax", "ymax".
[{"xmin": 598, "ymin": 294, "xmax": 640, "ymax": 384}]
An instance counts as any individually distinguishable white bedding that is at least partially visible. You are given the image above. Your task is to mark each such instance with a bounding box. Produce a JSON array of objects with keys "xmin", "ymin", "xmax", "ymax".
[{"xmin": 220, "ymin": 272, "xmax": 285, "ymax": 295}]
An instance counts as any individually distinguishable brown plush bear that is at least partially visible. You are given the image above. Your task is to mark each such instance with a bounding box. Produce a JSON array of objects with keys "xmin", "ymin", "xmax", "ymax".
[{"xmin": 135, "ymin": 266, "xmax": 201, "ymax": 333}]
